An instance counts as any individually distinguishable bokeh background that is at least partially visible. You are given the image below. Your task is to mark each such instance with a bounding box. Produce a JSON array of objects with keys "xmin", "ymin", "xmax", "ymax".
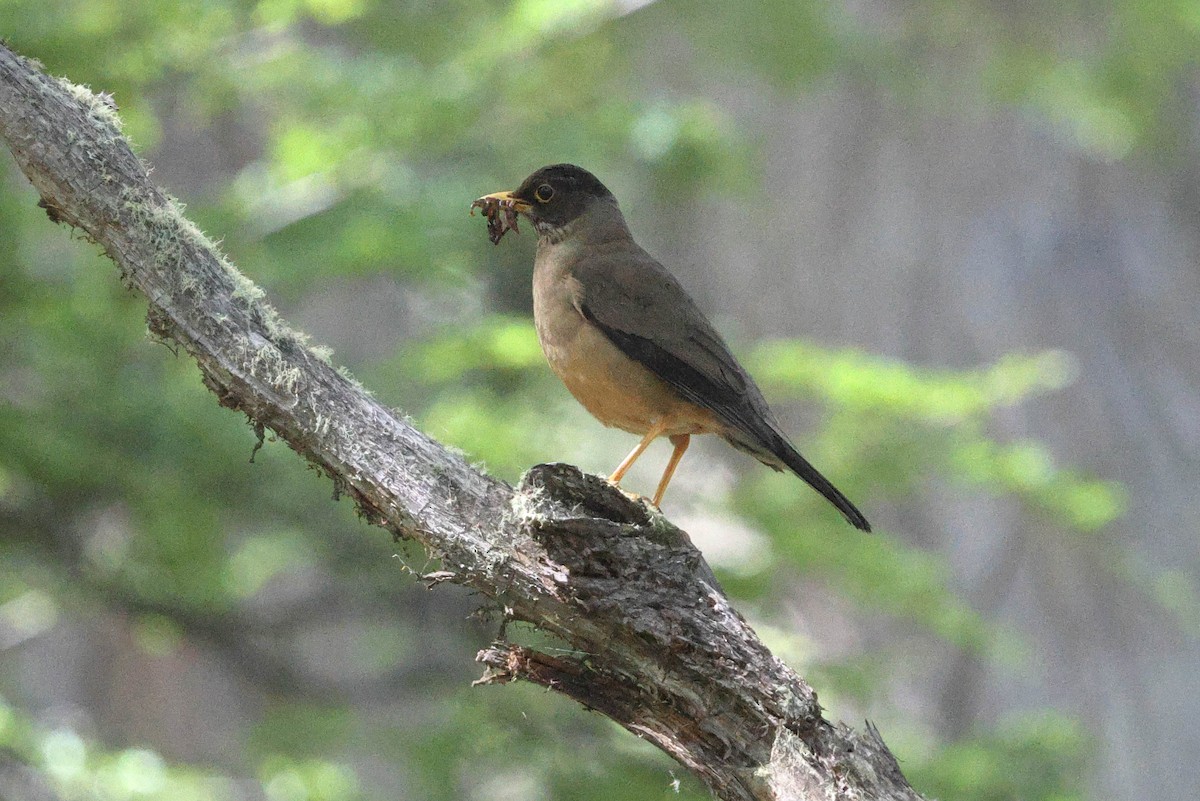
[{"xmin": 2, "ymin": 1, "xmax": 1198, "ymax": 799}]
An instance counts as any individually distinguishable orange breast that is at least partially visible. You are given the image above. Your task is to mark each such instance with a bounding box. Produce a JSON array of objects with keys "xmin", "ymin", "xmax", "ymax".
[
  {"xmin": 531, "ymin": 242, "xmax": 722, "ymax": 438},
  {"xmin": 539, "ymin": 306, "xmax": 721, "ymax": 437}
]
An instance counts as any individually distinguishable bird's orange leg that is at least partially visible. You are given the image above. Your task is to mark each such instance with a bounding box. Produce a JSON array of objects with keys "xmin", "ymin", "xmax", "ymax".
[
  {"xmin": 608, "ymin": 420, "xmax": 668, "ymax": 486},
  {"xmin": 652, "ymin": 434, "xmax": 690, "ymax": 506}
]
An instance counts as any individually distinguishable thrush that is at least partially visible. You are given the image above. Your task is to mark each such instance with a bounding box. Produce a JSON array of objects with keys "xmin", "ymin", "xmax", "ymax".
[{"xmin": 473, "ymin": 164, "xmax": 870, "ymax": 531}]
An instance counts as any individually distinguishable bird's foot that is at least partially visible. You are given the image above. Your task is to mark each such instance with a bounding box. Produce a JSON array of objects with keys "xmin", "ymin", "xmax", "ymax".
[{"xmin": 604, "ymin": 479, "xmax": 659, "ymax": 509}]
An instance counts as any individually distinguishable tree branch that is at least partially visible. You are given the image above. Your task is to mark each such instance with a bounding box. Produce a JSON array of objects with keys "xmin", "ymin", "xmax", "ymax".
[{"xmin": 0, "ymin": 43, "xmax": 923, "ymax": 801}]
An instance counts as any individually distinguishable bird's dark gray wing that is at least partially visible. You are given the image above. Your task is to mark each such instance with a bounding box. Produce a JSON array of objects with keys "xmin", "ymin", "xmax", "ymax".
[
  {"xmin": 570, "ymin": 248, "xmax": 778, "ymax": 446},
  {"xmin": 569, "ymin": 247, "xmax": 872, "ymax": 532}
]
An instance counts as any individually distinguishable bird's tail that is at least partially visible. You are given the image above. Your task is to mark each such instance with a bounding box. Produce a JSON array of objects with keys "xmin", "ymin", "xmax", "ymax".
[
  {"xmin": 775, "ymin": 438, "xmax": 871, "ymax": 531},
  {"xmin": 728, "ymin": 426, "xmax": 871, "ymax": 532}
]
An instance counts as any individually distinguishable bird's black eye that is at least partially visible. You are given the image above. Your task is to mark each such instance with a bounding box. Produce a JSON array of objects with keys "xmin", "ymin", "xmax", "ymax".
[{"xmin": 534, "ymin": 183, "xmax": 555, "ymax": 203}]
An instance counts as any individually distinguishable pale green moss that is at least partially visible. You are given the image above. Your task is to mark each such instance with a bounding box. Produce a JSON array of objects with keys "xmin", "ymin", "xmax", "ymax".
[
  {"xmin": 310, "ymin": 344, "xmax": 335, "ymax": 365},
  {"xmin": 336, "ymin": 365, "xmax": 373, "ymax": 397},
  {"xmin": 506, "ymin": 479, "xmax": 550, "ymax": 526},
  {"xmin": 55, "ymin": 77, "xmax": 124, "ymax": 135}
]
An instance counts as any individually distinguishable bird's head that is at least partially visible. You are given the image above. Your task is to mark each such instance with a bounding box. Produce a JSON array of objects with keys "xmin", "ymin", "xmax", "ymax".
[{"xmin": 473, "ymin": 164, "xmax": 616, "ymax": 241}]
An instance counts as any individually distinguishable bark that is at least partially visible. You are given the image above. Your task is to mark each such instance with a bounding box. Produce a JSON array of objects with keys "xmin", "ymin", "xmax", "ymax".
[{"xmin": 0, "ymin": 43, "xmax": 924, "ymax": 801}]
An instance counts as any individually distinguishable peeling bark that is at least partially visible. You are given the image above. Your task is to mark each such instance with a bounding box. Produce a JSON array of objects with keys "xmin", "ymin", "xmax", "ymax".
[{"xmin": 0, "ymin": 44, "xmax": 924, "ymax": 801}]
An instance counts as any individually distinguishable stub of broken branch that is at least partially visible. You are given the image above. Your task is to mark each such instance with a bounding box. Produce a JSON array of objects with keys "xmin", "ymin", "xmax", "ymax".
[{"xmin": 474, "ymin": 643, "xmax": 584, "ymax": 690}]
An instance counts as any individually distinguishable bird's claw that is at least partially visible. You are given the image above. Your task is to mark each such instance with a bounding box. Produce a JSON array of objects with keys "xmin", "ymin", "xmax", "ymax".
[{"xmin": 604, "ymin": 480, "xmax": 659, "ymax": 509}]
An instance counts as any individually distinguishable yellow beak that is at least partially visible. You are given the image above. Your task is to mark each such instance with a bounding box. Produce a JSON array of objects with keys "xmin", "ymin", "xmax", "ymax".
[{"xmin": 477, "ymin": 190, "xmax": 531, "ymax": 212}]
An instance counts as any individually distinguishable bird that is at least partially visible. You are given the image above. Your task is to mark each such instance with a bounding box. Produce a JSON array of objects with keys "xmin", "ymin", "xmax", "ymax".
[{"xmin": 472, "ymin": 164, "xmax": 870, "ymax": 531}]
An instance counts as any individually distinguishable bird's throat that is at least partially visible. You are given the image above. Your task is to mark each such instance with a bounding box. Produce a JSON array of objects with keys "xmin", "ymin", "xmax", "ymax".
[{"xmin": 534, "ymin": 218, "xmax": 577, "ymax": 244}]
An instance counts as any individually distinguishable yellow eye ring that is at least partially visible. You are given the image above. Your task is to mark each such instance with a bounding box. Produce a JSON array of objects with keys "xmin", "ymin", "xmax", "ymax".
[{"xmin": 534, "ymin": 183, "xmax": 554, "ymax": 203}]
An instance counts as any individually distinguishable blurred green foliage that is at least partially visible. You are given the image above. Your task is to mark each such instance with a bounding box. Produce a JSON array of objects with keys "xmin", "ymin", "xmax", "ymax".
[
  {"xmin": 906, "ymin": 712, "xmax": 1090, "ymax": 801},
  {"xmin": 0, "ymin": 693, "xmax": 225, "ymax": 801},
  {"xmin": 3, "ymin": 0, "xmax": 1193, "ymax": 799}
]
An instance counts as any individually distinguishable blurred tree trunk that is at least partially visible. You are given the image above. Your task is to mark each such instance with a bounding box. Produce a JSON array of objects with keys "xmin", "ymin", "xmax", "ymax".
[{"xmin": 0, "ymin": 44, "xmax": 924, "ymax": 801}]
